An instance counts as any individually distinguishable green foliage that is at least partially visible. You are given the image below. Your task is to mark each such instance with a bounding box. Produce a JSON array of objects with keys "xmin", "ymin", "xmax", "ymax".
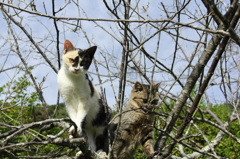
[
  {"xmin": 1, "ymin": 75, "xmax": 239, "ymax": 158},
  {"xmin": 158, "ymin": 105, "xmax": 239, "ymax": 158},
  {"xmin": 0, "ymin": 69, "xmax": 40, "ymax": 125},
  {"xmin": 210, "ymin": 105, "xmax": 240, "ymax": 158},
  {"xmin": 0, "ymin": 70, "xmax": 72, "ymax": 158}
]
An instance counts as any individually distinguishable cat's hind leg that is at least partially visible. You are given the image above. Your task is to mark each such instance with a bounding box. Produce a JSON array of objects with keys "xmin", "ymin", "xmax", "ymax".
[
  {"xmin": 86, "ymin": 131, "xmax": 97, "ymax": 151},
  {"xmin": 141, "ymin": 128, "xmax": 155, "ymax": 157}
]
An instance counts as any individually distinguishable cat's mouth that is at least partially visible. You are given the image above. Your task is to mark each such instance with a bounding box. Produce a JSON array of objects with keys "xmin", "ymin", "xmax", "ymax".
[
  {"xmin": 70, "ymin": 67, "xmax": 86, "ymax": 75},
  {"xmin": 72, "ymin": 70, "xmax": 80, "ymax": 74},
  {"xmin": 70, "ymin": 69, "xmax": 80, "ymax": 74}
]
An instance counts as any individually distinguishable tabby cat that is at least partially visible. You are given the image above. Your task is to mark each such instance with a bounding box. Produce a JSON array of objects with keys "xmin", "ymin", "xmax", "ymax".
[
  {"xmin": 110, "ymin": 82, "xmax": 159, "ymax": 159},
  {"xmin": 58, "ymin": 40, "xmax": 110, "ymax": 152}
]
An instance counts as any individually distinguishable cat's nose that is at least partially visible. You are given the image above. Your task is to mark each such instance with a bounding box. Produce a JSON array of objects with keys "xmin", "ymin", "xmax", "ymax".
[{"xmin": 74, "ymin": 68, "xmax": 79, "ymax": 72}]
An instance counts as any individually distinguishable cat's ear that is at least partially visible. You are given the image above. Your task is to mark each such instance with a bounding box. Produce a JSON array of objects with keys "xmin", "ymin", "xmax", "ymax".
[
  {"xmin": 133, "ymin": 82, "xmax": 143, "ymax": 92},
  {"xmin": 154, "ymin": 83, "xmax": 160, "ymax": 90},
  {"xmin": 85, "ymin": 46, "xmax": 97, "ymax": 59},
  {"xmin": 64, "ymin": 40, "xmax": 75, "ymax": 54}
]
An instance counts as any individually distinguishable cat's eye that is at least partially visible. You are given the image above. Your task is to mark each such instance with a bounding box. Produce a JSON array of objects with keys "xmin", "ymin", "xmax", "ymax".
[
  {"xmin": 143, "ymin": 99, "xmax": 148, "ymax": 103},
  {"xmin": 151, "ymin": 99, "xmax": 158, "ymax": 105},
  {"xmin": 80, "ymin": 60, "xmax": 86, "ymax": 66},
  {"xmin": 69, "ymin": 58, "xmax": 74, "ymax": 63}
]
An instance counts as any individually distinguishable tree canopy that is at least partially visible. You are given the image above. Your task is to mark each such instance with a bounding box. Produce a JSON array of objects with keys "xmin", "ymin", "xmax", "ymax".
[{"xmin": 0, "ymin": 0, "xmax": 239, "ymax": 158}]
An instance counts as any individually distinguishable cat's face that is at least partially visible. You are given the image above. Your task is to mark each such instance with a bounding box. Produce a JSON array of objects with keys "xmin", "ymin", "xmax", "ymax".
[
  {"xmin": 62, "ymin": 40, "xmax": 97, "ymax": 75},
  {"xmin": 131, "ymin": 82, "xmax": 160, "ymax": 109}
]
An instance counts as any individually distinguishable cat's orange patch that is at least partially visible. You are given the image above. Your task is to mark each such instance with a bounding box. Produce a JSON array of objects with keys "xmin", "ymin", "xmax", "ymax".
[{"xmin": 64, "ymin": 40, "xmax": 75, "ymax": 53}]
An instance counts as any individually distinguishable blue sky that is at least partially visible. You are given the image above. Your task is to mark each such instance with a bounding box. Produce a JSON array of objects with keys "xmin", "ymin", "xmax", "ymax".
[{"xmin": 0, "ymin": 0, "xmax": 238, "ymax": 109}]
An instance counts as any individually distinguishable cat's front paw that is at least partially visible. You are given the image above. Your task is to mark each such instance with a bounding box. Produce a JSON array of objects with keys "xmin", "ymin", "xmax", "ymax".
[
  {"xmin": 149, "ymin": 151, "xmax": 161, "ymax": 159},
  {"xmin": 69, "ymin": 125, "xmax": 82, "ymax": 138},
  {"xmin": 97, "ymin": 151, "xmax": 108, "ymax": 159},
  {"xmin": 76, "ymin": 150, "xmax": 84, "ymax": 158},
  {"xmin": 77, "ymin": 127, "xmax": 83, "ymax": 136},
  {"xmin": 69, "ymin": 125, "xmax": 75, "ymax": 137}
]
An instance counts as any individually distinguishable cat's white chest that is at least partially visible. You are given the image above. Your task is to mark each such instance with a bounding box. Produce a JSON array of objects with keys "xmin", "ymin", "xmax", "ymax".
[{"xmin": 58, "ymin": 69, "xmax": 90, "ymax": 103}]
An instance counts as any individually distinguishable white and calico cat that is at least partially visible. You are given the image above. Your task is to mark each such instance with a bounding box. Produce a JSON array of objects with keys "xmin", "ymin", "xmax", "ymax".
[{"xmin": 58, "ymin": 40, "xmax": 110, "ymax": 152}]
